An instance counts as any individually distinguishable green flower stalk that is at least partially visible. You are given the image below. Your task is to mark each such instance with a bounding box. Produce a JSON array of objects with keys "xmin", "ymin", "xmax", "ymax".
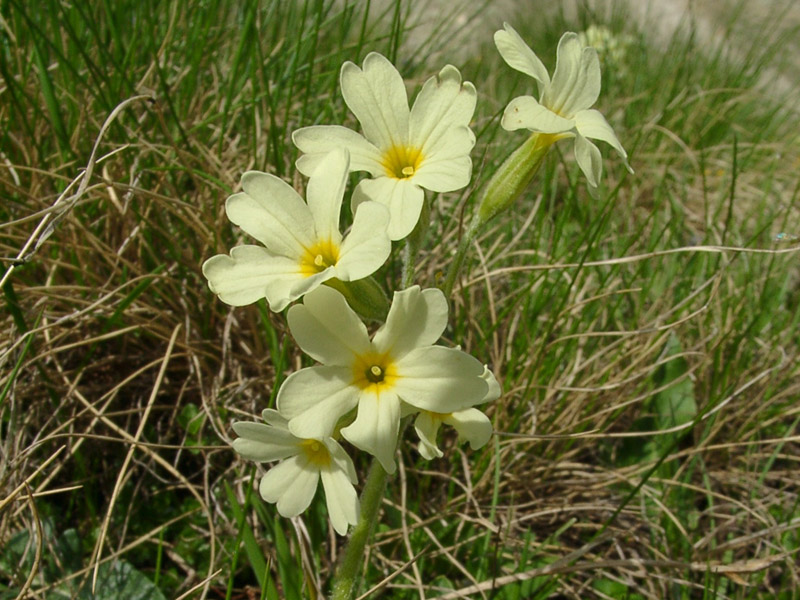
[{"xmin": 330, "ymin": 460, "xmax": 388, "ymax": 600}]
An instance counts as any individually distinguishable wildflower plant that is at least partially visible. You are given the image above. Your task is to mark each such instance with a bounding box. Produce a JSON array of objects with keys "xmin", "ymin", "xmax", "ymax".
[{"xmin": 203, "ymin": 24, "xmax": 630, "ymax": 599}]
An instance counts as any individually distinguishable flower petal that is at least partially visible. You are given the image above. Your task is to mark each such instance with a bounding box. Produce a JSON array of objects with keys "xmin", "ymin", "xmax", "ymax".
[
  {"xmin": 542, "ymin": 33, "xmax": 600, "ymax": 117},
  {"xmin": 259, "ymin": 455, "xmax": 319, "ymax": 518},
  {"xmin": 414, "ymin": 411, "xmax": 444, "ymax": 460},
  {"xmin": 335, "ymin": 201, "xmax": 391, "ymax": 281},
  {"xmin": 202, "ymin": 246, "xmax": 302, "ymax": 308},
  {"xmin": 282, "ymin": 268, "xmax": 337, "ymax": 310},
  {"xmin": 574, "ymin": 109, "xmax": 633, "ymax": 172},
  {"xmin": 412, "ymin": 129, "xmax": 474, "ymax": 193},
  {"xmin": 341, "ymin": 52, "xmax": 410, "ymax": 150},
  {"xmin": 261, "ymin": 408, "xmax": 289, "ymax": 428},
  {"xmin": 574, "ymin": 134, "xmax": 603, "ymax": 188},
  {"xmin": 341, "ymin": 389, "xmax": 401, "ymax": 474},
  {"xmin": 305, "ymin": 148, "xmax": 349, "ymax": 242},
  {"xmin": 373, "ymin": 286, "xmax": 448, "ymax": 358},
  {"xmin": 293, "ymin": 126, "xmax": 384, "ymax": 177},
  {"xmin": 286, "ymin": 286, "xmax": 372, "ymax": 365},
  {"xmin": 494, "ymin": 23, "xmax": 550, "ymax": 92},
  {"xmin": 320, "ymin": 463, "xmax": 359, "ymax": 535},
  {"xmin": 232, "ymin": 421, "xmax": 299, "ymax": 462},
  {"xmin": 231, "ymin": 173, "xmax": 315, "ymax": 255},
  {"xmin": 326, "ymin": 438, "xmax": 358, "ymax": 484},
  {"xmin": 394, "ymin": 346, "xmax": 488, "ymax": 413},
  {"xmin": 409, "ymin": 65, "xmax": 476, "ymax": 157},
  {"xmin": 481, "ymin": 367, "xmax": 502, "ymax": 403},
  {"xmin": 352, "ymin": 177, "xmax": 423, "ymax": 241},
  {"xmin": 278, "ymin": 366, "xmax": 360, "ymax": 438},
  {"xmin": 444, "ymin": 408, "xmax": 493, "ymax": 450},
  {"xmin": 501, "ymin": 96, "xmax": 575, "ymax": 134}
]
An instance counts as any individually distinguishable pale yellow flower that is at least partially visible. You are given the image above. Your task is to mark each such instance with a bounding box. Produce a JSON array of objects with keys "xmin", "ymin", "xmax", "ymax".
[
  {"xmin": 277, "ymin": 285, "xmax": 489, "ymax": 474},
  {"xmin": 232, "ymin": 409, "xmax": 359, "ymax": 535},
  {"xmin": 203, "ymin": 148, "xmax": 390, "ymax": 311},
  {"xmin": 293, "ymin": 53, "xmax": 476, "ymax": 240},
  {"xmin": 495, "ymin": 24, "xmax": 633, "ymax": 187}
]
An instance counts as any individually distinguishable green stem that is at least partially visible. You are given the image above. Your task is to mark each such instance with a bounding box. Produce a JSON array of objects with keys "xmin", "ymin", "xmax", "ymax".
[
  {"xmin": 401, "ymin": 242, "xmax": 417, "ymax": 289},
  {"xmin": 330, "ymin": 460, "xmax": 388, "ymax": 600}
]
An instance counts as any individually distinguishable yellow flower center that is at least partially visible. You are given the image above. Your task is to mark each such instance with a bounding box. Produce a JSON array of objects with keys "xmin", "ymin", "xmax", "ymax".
[
  {"xmin": 299, "ymin": 239, "xmax": 340, "ymax": 277},
  {"xmin": 300, "ymin": 439, "xmax": 331, "ymax": 467},
  {"xmin": 381, "ymin": 144, "xmax": 424, "ymax": 180},
  {"xmin": 351, "ymin": 351, "xmax": 398, "ymax": 392}
]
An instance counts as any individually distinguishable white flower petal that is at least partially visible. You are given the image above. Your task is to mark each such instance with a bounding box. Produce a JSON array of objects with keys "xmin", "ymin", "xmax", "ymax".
[
  {"xmin": 286, "ymin": 286, "xmax": 372, "ymax": 364},
  {"xmin": 259, "ymin": 457, "xmax": 299, "ymax": 503},
  {"xmin": 414, "ymin": 412, "xmax": 444, "ymax": 460},
  {"xmin": 320, "ymin": 465, "xmax": 359, "ymax": 535},
  {"xmin": 373, "ymin": 286, "xmax": 448, "ymax": 358},
  {"xmin": 341, "ymin": 52, "xmax": 410, "ymax": 150},
  {"xmin": 399, "ymin": 400, "xmax": 418, "ymax": 418},
  {"xmin": 202, "ymin": 246, "xmax": 302, "ymax": 308},
  {"xmin": 444, "ymin": 408, "xmax": 493, "ymax": 450},
  {"xmin": 412, "ymin": 130, "xmax": 474, "ymax": 193},
  {"xmin": 501, "ymin": 96, "xmax": 575, "ymax": 134},
  {"xmin": 231, "ymin": 422, "xmax": 299, "ymax": 462},
  {"xmin": 335, "ymin": 201, "xmax": 391, "ymax": 281},
  {"xmin": 283, "ymin": 267, "xmax": 337, "ymax": 309},
  {"xmin": 278, "ymin": 366, "xmax": 360, "ymax": 438},
  {"xmin": 232, "ymin": 173, "xmax": 315, "ymax": 254},
  {"xmin": 542, "ymin": 33, "xmax": 601, "ymax": 117},
  {"xmin": 353, "ymin": 177, "xmax": 424, "ymax": 241},
  {"xmin": 326, "ymin": 438, "xmax": 358, "ymax": 484},
  {"xmin": 574, "ymin": 134, "xmax": 603, "ymax": 188},
  {"xmin": 341, "ymin": 389, "xmax": 401, "ymax": 474},
  {"xmin": 293, "ymin": 126, "xmax": 384, "ymax": 177},
  {"xmin": 481, "ymin": 367, "xmax": 502, "ymax": 403},
  {"xmin": 409, "ymin": 65, "xmax": 476, "ymax": 157},
  {"xmin": 394, "ymin": 346, "xmax": 488, "ymax": 413},
  {"xmin": 261, "ymin": 409, "xmax": 289, "ymax": 428},
  {"xmin": 259, "ymin": 455, "xmax": 319, "ymax": 518},
  {"xmin": 494, "ymin": 22, "xmax": 550, "ymax": 91},
  {"xmin": 574, "ymin": 109, "xmax": 633, "ymax": 172},
  {"xmin": 305, "ymin": 148, "xmax": 348, "ymax": 242}
]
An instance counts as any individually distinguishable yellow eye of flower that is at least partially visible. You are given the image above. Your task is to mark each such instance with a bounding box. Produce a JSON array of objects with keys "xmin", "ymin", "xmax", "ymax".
[
  {"xmin": 381, "ymin": 144, "xmax": 424, "ymax": 179},
  {"xmin": 299, "ymin": 239, "xmax": 340, "ymax": 276},
  {"xmin": 300, "ymin": 439, "xmax": 331, "ymax": 467},
  {"xmin": 351, "ymin": 352, "xmax": 397, "ymax": 391}
]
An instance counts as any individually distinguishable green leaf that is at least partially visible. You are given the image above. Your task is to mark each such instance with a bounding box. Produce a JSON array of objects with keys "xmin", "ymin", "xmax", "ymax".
[
  {"xmin": 177, "ymin": 403, "xmax": 204, "ymax": 436},
  {"xmin": 76, "ymin": 560, "xmax": 167, "ymax": 600}
]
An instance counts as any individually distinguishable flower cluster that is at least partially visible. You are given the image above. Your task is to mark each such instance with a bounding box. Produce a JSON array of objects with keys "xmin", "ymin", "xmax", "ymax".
[
  {"xmin": 232, "ymin": 285, "xmax": 497, "ymax": 534},
  {"xmin": 203, "ymin": 24, "xmax": 630, "ymax": 536}
]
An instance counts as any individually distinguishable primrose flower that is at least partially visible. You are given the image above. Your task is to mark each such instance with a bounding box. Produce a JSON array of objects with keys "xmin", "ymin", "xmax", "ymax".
[
  {"xmin": 412, "ymin": 366, "xmax": 500, "ymax": 460},
  {"xmin": 494, "ymin": 23, "xmax": 632, "ymax": 187},
  {"xmin": 277, "ymin": 285, "xmax": 489, "ymax": 473},
  {"xmin": 293, "ymin": 53, "xmax": 476, "ymax": 241},
  {"xmin": 202, "ymin": 148, "xmax": 390, "ymax": 312},
  {"xmin": 232, "ymin": 409, "xmax": 359, "ymax": 535}
]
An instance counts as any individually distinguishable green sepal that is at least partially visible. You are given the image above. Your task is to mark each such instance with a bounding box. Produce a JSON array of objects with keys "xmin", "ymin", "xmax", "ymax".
[
  {"xmin": 477, "ymin": 132, "xmax": 558, "ymax": 225},
  {"xmin": 324, "ymin": 276, "xmax": 390, "ymax": 323}
]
